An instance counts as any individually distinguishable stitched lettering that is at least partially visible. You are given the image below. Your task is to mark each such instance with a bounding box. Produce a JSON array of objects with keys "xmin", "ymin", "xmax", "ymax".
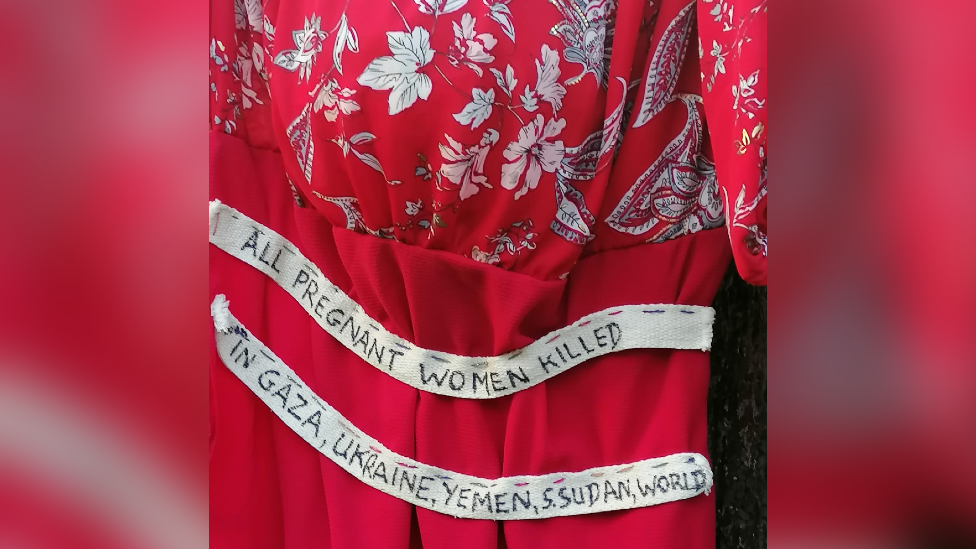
[
  {"xmin": 271, "ymin": 383, "xmax": 292, "ymax": 409},
  {"xmin": 258, "ymin": 370, "xmax": 280, "ymax": 391},
  {"xmin": 443, "ymin": 482, "xmax": 459, "ymax": 505},
  {"xmin": 473, "ymin": 372, "xmax": 490, "ymax": 395},
  {"xmin": 313, "ymin": 295, "xmax": 329, "ymax": 318},
  {"xmin": 416, "ymin": 476, "xmax": 435, "ymax": 502},
  {"xmin": 286, "ymin": 393, "xmax": 308, "ymax": 420},
  {"xmin": 367, "ymin": 340, "xmax": 386, "ymax": 366},
  {"xmin": 241, "ymin": 228, "xmax": 260, "ymax": 257},
  {"xmin": 558, "ymin": 487, "xmax": 572, "ymax": 508},
  {"xmin": 349, "ymin": 444, "xmax": 369, "ymax": 469},
  {"xmin": 258, "ymin": 242, "xmax": 280, "ymax": 273},
  {"xmin": 586, "ymin": 483, "xmax": 600, "ymax": 507},
  {"xmin": 578, "ymin": 336, "xmax": 595, "ymax": 354},
  {"xmin": 562, "ymin": 343, "xmax": 581, "ymax": 360},
  {"xmin": 512, "ymin": 491, "xmax": 531, "ymax": 512},
  {"xmin": 325, "ymin": 308, "xmax": 345, "ymax": 327},
  {"xmin": 332, "ymin": 433, "xmax": 354, "ymax": 459},
  {"xmin": 419, "ymin": 364, "xmax": 448, "ymax": 387},
  {"xmin": 541, "ymin": 488, "xmax": 555, "ymax": 510},
  {"xmin": 457, "ymin": 488, "xmax": 471, "ymax": 510},
  {"xmin": 353, "ymin": 329, "xmax": 370, "ymax": 354},
  {"xmin": 363, "ymin": 453, "xmax": 377, "ymax": 477},
  {"xmin": 293, "ymin": 269, "xmax": 310, "ymax": 289},
  {"xmin": 490, "ymin": 372, "xmax": 506, "ymax": 393},
  {"xmin": 507, "ymin": 367, "xmax": 529, "ymax": 389},
  {"xmin": 572, "ymin": 487, "xmax": 586, "ymax": 505},
  {"xmin": 301, "ymin": 410, "xmax": 321, "ymax": 438},
  {"xmin": 302, "ymin": 279, "xmax": 319, "ymax": 310},
  {"xmin": 494, "ymin": 493, "xmax": 509, "ymax": 514},
  {"xmin": 471, "ymin": 492, "xmax": 492, "ymax": 513},
  {"xmin": 537, "ymin": 353, "xmax": 559, "ymax": 374},
  {"xmin": 594, "ymin": 326, "xmax": 608, "ymax": 348},
  {"xmin": 387, "ymin": 349, "xmax": 404, "ymax": 370},
  {"xmin": 398, "ymin": 470, "xmax": 417, "ymax": 495},
  {"xmin": 449, "ymin": 371, "xmax": 465, "ymax": 391},
  {"xmin": 372, "ymin": 462, "xmax": 389, "ymax": 484},
  {"xmin": 340, "ymin": 315, "xmax": 360, "ymax": 344}
]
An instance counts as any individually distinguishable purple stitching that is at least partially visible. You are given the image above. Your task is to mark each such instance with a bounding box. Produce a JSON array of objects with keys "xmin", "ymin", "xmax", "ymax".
[
  {"xmin": 546, "ymin": 335, "xmax": 560, "ymax": 344},
  {"xmin": 515, "ymin": 482, "xmax": 529, "ymax": 487},
  {"xmin": 578, "ymin": 320, "xmax": 591, "ymax": 327},
  {"xmin": 437, "ymin": 475, "xmax": 452, "ymax": 480},
  {"xmin": 395, "ymin": 342, "xmax": 410, "ymax": 350},
  {"xmin": 507, "ymin": 350, "xmax": 523, "ymax": 360},
  {"xmin": 397, "ymin": 462, "xmax": 418, "ymax": 469},
  {"xmin": 643, "ymin": 310, "xmax": 665, "ymax": 314},
  {"xmin": 680, "ymin": 310, "xmax": 695, "ymax": 314},
  {"xmin": 616, "ymin": 465, "xmax": 634, "ymax": 473},
  {"xmin": 431, "ymin": 356, "xmax": 448, "ymax": 363},
  {"xmin": 607, "ymin": 310, "xmax": 623, "ymax": 316},
  {"xmin": 553, "ymin": 478, "xmax": 565, "ymax": 484},
  {"xmin": 652, "ymin": 462, "xmax": 668, "ymax": 468},
  {"xmin": 369, "ymin": 446, "xmax": 383, "ymax": 453}
]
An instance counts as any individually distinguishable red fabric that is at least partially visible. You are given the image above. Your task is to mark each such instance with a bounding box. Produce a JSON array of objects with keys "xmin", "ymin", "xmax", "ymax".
[
  {"xmin": 209, "ymin": 0, "xmax": 767, "ymax": 284},
  {"xmin": 210, "ymin": 132, "xmax": 729, "ymax": 548},
  {"xmin": 210, "ymin": 0, "xmax": 765, "ymax": 545}
]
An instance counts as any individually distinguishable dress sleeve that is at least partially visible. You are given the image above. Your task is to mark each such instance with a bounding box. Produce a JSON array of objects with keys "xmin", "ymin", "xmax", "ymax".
[{"xmin": 697, "ymin": 0, "xmax": 767, "ymax": 285}]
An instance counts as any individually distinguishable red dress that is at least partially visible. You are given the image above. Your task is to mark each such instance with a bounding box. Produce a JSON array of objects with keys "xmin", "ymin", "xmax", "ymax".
[{"xmin": 209, "ymin": 0, "xmax": 766, "ymax": 545}]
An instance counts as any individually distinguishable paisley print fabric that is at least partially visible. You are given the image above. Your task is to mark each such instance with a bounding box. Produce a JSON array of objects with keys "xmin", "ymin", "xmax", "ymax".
[{"xmin": 210, "ymin": 0, "xmax": 767, "ymax": 284}]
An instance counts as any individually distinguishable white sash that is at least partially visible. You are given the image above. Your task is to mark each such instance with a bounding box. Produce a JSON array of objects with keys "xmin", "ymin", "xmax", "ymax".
[
  {"xmin": 209, "ymin": 200, "xmax": 714, "ymax": 399},
  {"xmin": 211, "ymin": 295, "xmax": 713, "ymax": 520}
]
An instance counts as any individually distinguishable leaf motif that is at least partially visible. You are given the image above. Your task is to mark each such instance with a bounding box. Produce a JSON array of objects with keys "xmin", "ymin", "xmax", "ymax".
[
  {"xmin": 350, "ymin": 132, "xmax": 375, "ymax": 145},
  {"xmin": 633, "ymin": 1, "xmax": 696, "ymax": 128},
  {"xmin": 352, "ymin": 149, "xmax": 384, "ymax": 172},
  {"xmin": 333, "ymin": 15, "xmax": 350, "ymax": 75},
  {"xmin": 274, "ymin": 49, "xmax": 301, "ymax": 71},
  {"xmin": 489, "ymin": 67, "xmax": 509, "ymax": 96},
  {"xmin": 488, "ymin": 4, "xmax": 515, "ymax": 42}
]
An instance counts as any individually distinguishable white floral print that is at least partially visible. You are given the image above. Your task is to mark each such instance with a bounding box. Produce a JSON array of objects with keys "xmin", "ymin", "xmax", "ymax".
[
  {"xmin": 489, "ymin": 65, "xmax": 518, "ymax": 98},
  {"xmin": 274, "ymin": 15, "xmax": 327, "ymax": 83},
  {"xmin": 448, "ymin": 14, "xmax": 497, "ymax": 76},
  {"xmin": 358, "ymin": 27, "xmax": 435, "ymax": 115},
  {"xmin": 313, "ymin": 79, "xmax": 360, "ymax": 122},
  {"xmin": 501, "ymin": 115, "xmax": 566, "ymax": 200},
  {"xmin": 405, "ymin": 199, "xmax": 423, "ymax": 216},
  {"xmin": 453, "ymin": 88, "xmax": 495, "ymax": 129},
  {"xmin": 439, "ymin": 130, "xmax": 499, "ymax": 200},
  {"xmin": 532, "ymin": 45, "xmax": 566, "ymax": 111},
  {"xmin": 332, "ymin": 15, "xmax": 360, "ymax": 75},
  {"xmin": 414, "ymin": 0, "xmax": 469, "ymax": 15},
  {"xmin": 234, "ymin": 0, "xmax": 262, "ymax": 32},
  {"xmin": 484, "ymin": 0, "xmax": 515, "ymax": 42}
]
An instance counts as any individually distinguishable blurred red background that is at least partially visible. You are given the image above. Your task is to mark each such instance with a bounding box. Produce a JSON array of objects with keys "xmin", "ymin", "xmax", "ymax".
[{"xmin": 0, "ymin": 0, "xmax": 973, "ymax": 547}]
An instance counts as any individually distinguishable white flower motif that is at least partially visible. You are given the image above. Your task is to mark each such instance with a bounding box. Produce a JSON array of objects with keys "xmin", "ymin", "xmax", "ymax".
[
  {"xmin": 405, "ymin": 199, "xmax": 423, "ymax": 216},
  {"xmin": 357, "ymin": 27, "xmax": 435, "ymax": 115},
  {"xmin": 453, "ymin": 88, "xmax": 495, "ymax": 130},
  {"xmin": 448, "ymin": 14, "xmax": 497, "ymax": 76},
  {"xmin": 501, "ymin": 115, "xmax": 566, "ymax": 200},
  {"xmin": 711, "ymin": 40, "xmax": 727, "ymax": 74},
  {"xmin": 489, "ymin": 64, "xmax": 517, "ymax": 97},
  {"xmin": 439, "ymin": 129, "xmax": 499, "ymax": 200},
  {"xmin": 533, "ymin": 45, "xmax": 566, "ymax": 111},
  {"xmin": 313, "ymin": 79, "xmax": 360, "ymax": 122},
  {"xmin": 273, "ymin": 15, "xmax": 327, "ymax": 83},
  {"xmin": 471, "ymin": 245, "xmax": 500, "ymax": 265}
]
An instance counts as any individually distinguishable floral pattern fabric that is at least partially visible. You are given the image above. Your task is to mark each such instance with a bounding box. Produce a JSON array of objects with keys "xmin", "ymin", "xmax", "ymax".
[{"xmin": 210, "ymin": 0, "xmax": 767, "ymax": 283}]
